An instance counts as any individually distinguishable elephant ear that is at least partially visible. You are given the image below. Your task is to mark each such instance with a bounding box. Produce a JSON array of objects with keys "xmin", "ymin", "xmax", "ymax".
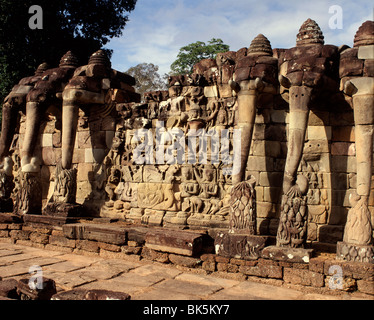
[
  {"xmin": 278, "ymin": 75, "xmax": 291, "ymax": 89},
  {"xmin": 343, "ymin": 80, "xmax": 358, "ymax": 96}
]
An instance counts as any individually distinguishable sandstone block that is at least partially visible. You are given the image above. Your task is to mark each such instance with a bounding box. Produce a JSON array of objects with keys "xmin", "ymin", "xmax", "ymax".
[
  {"xmin": 283, "ymin": 268, "xmax": 324, "ymax": 287},
  {"xmin": 76, "ymin": 240, "xmax": 100, "ymax": 253},
  {"xmin": 145, "ymin": 229, "xmax": 204, "ymax": 256},
  {"xmin": 364, "ymin": 59, "xmax": 374, "ymax": 77},
  {"xmin": 85, "ymin": 148, "xmax": 107, "ymax": 163},
  {"xmin": 63, "ymin": 223, "xmax": 127, "ymax": 245},
  {"xmin": 307, "ymin": 126, "xmax": 332, "ymax": 140},
  {"xmin": 41, "ymin": 134, "xmax": 53, "ymax": 147},
  {"xmin": 215, "ymin": 233, "xmax": 267, "ymax": 260},
  {"xmin": 358, "ymin": 45, "xmax": 374, "ymax": 60},
  {"xmin": 318, "ymin": 225, "xmax": 344, "ymax": 243},
  {"xmin": 339, "ymin": 58, "xmax": 364, "ymax": 78},
  {"xmin": 357, "ymin": 280, "xmax": 374, "ymax": 295},
  {"xmin": 29, "ymin": 232, "xmax": 49, "ymax": 244},
  {"xmin": 308, "ymin": 110, "xmax": 329, "ymax": 126},
  {"xmin": 247, "ymin": 156, "xmax": 274, "ymax": 172},
  {"xmin": 202, "ymin": 261, "xmax": 216, "ymax": 272},
  {"xmin": 331, "ymin": 142, "xmax": 355, "ymax": 156},
  {"xmin": 9, "ymin": 230, "xmax": 31, "ymax": 241},
  {"xmin": 332, "ymin": 126, "xmax": 355, "ymax": 142},
  {"xmin": 168, "ymin": 254, "xmax": 201, "ymax": 268},
  {"xmin": 203, "ymin": 86, "xmax": 218, "ymax": 98},
  {"xmin": 262, "ymin": 246, "xmax": 314, "ymax": 263},
  {"xmin": 49, "ymin": 235, "xmax": 76, "ymax": 248},
  {"xmin": 42, "ymin": 147, "xmax": 58, "ymax": 166}
]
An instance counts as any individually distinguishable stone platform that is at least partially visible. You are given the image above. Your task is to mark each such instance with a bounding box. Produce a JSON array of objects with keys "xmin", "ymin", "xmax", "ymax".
[{"xmin": 0, "ymin": 213, "xmax": 373, "ymax": 297}]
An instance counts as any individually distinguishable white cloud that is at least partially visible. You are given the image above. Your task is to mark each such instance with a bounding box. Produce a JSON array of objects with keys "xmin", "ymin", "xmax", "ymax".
[{"xmin": 107, "ymin": 0, "xmax": 373, "ymax": 75}]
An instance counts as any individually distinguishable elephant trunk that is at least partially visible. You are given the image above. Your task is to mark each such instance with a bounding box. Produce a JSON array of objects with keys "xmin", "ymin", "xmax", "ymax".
[
  {"xmin": 230, "ymin": 78, "xmax": 263, "ymax": 186},
  {"xmin": 61, "ymin": 88, "xmax": 105, "ymax": 170},
  {"xmin": 0, "ymin": 102, "xmax": 19, "ymax": 161},
  {"xmin": 61, "ymin": 100, "xmax": 79, "ymax": 170},
  {"xmin": 282, "ymin": 86, "xmax": 312, "ymax": 194},
  {"xmin": 232, "ymin": 91, "xmax": 257, "ymax": 185},
  {"xmin": 21, "ymin": 101, "xmax": 43, "ymax": 171},
  {"xmin": 353, "ymin": 94, "xmax": 374, "ymax": 200}
]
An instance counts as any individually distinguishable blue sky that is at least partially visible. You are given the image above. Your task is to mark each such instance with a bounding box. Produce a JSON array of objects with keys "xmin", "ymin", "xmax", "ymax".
[{"xmin": 107, "ymin": 0, "xmax": 373, "ymax": 75}]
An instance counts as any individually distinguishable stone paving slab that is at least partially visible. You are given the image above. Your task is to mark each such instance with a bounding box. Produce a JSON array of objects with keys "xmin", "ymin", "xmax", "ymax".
[{"xmin": 0, "ymin": 243, "xmax": 373, "ymax": 300}]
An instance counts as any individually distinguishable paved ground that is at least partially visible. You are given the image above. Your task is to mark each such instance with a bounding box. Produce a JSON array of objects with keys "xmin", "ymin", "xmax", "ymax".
[{"xmin": 0, "ymin": 242, "xmax": 372, "ymax": 300}]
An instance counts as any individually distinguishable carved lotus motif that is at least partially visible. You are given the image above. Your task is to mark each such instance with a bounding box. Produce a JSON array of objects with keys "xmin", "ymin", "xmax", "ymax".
[{"xmin": 296, "ymin": 18, "xmax": 324, "ymax": 47}]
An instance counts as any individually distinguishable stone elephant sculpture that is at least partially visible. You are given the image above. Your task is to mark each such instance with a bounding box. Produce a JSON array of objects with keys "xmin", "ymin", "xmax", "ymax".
[
  {"xmin": 0, "ymin": 62, "xmax": 49, "ymax": 163},
  {"xmin": 229, "ymin": 34, "xmax": 278, "ymax": 186},
  {"xmin": 21, "ymin": 51, "xmax": 79, "ymax": 173},
  {"xmin": 276, "ymin": 19, "xmax": 340, "ymax": 248},
  {"xmin": 337, "ymin": 20, "xmax": 374, "ymax": 263},
  {"xmin": 228, "ymin": 34, "xmax": 278, "ymax": 233},
  {"xmin": 61, "ymin": 49, "xmax": 139, "ymax": 171}
]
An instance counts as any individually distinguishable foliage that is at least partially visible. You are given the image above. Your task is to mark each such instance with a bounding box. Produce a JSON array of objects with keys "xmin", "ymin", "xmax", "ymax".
[
  {"xmin": 170, "ymin": 38, "xmax": 229, "ymax": 75},
  {"xmin": 126, "ymin": 63, "xmax": 168, "ymax": 99},
  {"xmin": 0, "ymin": 0, "xmax": 137, "ymax": 117}
]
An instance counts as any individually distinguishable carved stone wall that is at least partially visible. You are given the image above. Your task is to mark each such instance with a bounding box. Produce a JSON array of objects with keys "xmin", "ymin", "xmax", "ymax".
[{"xmin": 3, "ymin": 20, "xmax": 374, "ymax": 250}]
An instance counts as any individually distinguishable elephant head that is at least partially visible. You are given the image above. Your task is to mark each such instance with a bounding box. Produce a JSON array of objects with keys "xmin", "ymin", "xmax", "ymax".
[
  {"xmin": 0, "ymin": 62, "xmax": 49, "ymax": 163},
  {"xmin": 339, "ymin": 20, "xmax": 374, "ymax": 249},
  {"xmin": 61, "ymin": 49, "xmax": 139, "ymax": 171},
  {"xmin": 21, "ymin": 51, "xmax": 79, "ymax": 173},
  {"xmin": 276, "ymin": 19, "xmax": 340, "ymax": 248}
]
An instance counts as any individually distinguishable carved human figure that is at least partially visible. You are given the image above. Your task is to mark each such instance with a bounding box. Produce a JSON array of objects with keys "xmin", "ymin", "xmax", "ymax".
[
  {"xmin": 105, "ymin": 167, "xmax": 121, "ymax": 203},
  {"xmin": 276, "ymin": 19, "xmax": 340, "ymax": 248},
  {"xmin": 0, "ymin": 63, "xmax": 49, "ymax": 163},
  {"xmin": 339, "ymin": 21, "xmax": 374, "ymax": 257}
]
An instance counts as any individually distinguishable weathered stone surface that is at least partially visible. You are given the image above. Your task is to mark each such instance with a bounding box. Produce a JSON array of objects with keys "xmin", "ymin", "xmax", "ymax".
[
  {"xmin": 16, "ymin": 278, "xmax": 57, "ymax": 300},
  {"xmin": 145, "ymin": 229, "xmax": 204, "ymax": 256},
  {"xmin": 336, "ymin": 241, "xmax": 374, "ymax": 264},
  {"xmin": 0, "ymin": 213, "xmax": 22, "ymax": 224},
  {"xmin": 43, "ymin": 203, "xmax": 86, "ymax": 218},
  {"xmin": 357, "ymin": 280, "xmax": 374, "ymax": 295},
  {"xmin": 0, "ymin": 279, "xmax": 19, "ymax": 299},
  {"xmin": 262, "ymin": 246, "xmax": 314, "ymax": 263},
  {"xmin": 24, "ymin": 214, "xmax": 80, "ymax": 227},
  {"xmin": 215, "ymin": 232, "xmax": 267, "ymax": 260},
  {"xmin": 283, "ymin": 268, "xmax": 324, "ymax": 287},
  {"xmin": 63, "ymin": 223, "xmax": 127, "ymax": 245},
  {"xmin": 84, "ymin": 289, "xmax": 131, "ymax": 300}
]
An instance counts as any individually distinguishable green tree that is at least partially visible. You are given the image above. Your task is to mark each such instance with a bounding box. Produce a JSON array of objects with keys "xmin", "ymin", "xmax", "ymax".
[
  {"xmin": 126, "ymin": 63, "xmax": 168, "ymax": 99},
  {"xmin": 0, "ymin": 0, "xmax": 137, "ymax": 118},
  {"xmin": 170, "ymin": 38, "xmax": 229, "ymax": 75}
]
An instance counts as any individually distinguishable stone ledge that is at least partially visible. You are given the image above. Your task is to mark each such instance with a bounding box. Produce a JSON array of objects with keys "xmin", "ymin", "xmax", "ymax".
[{"xmin": 0, "ymin": 220, "xmax": 373, "ymax": 296}]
